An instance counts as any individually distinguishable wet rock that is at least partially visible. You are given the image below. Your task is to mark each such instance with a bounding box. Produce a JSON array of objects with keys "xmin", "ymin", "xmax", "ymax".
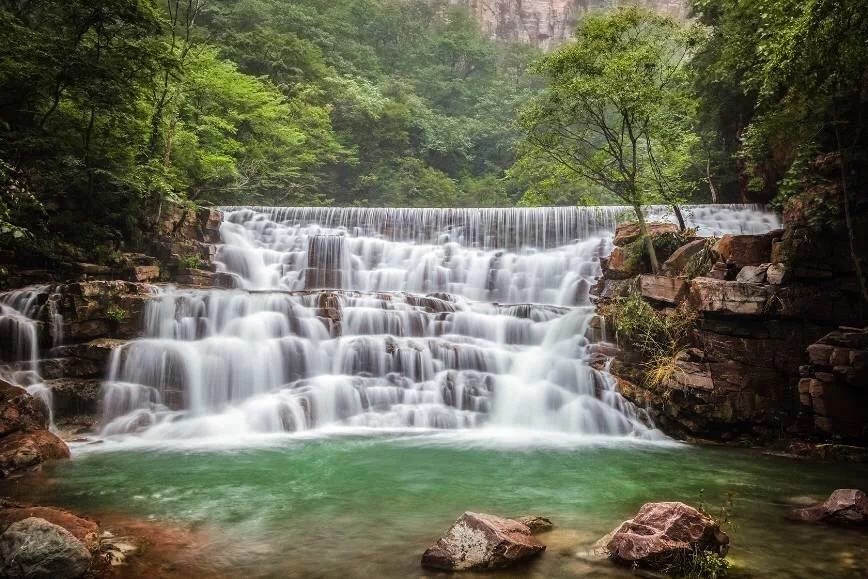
[
  {"xmin": 0, "ymin": 517, "xmax": 91, "ymax": 578},
  {"xmin": 601, "ymin": 246, "xmax": 642, "ymax": 280},
  {"xmin": 514, "ymin": 516, "xmax": 554, "ymax": 534},
  {"xmin": 44, "ymin": 378, "xmax": 102, "ymax": 418},
  {"xmin": 421, "ymin": 512, "xmax": 545, "ymax": 571},
  {"xmin": 638, "ymin": 275, "xmax": 689, "ymax": 304},
  {"xmin": 661, "ymin": 239, "xmax": 708, "ymax": 276},
  {"xmin": 613, "ymin": 222, "xmax": 679, "ymax": 247},
  {"xmin": 605, "ymin": 502, "xmax": 729, "ymax": 570},
  {"xmin": 788, "ymin": 489, "xmax": 868, "ymax": 526},
  {"xmin": 0, "ymin": 430, "xmax": 69, "ymax": 478},
  {"xmin": 0, "ymin": 502, "xmax": 99, "ymax": 551},
  {"xmin": 0, "ymin": 382, "xmax": 49, "ymax": 436}
]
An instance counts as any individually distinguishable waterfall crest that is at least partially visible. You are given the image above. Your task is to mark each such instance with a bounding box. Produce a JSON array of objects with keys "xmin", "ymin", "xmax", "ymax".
[{"xmin": 101, "ymin": 204, "xmax": 779, "ymax": 440}]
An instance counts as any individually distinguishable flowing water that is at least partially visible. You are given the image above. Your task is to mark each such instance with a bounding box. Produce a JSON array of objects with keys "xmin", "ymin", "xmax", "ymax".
[
  {"xmin": 99, "ymin": 204, "xmax": 779, "ymax": 440},
  {"xmin": 8, "ymin": 205, "xmax": 865, "ymax": 578}
]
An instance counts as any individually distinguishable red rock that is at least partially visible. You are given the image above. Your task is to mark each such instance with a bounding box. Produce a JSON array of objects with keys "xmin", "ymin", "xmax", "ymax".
[
  {"xmin": 714, "ymin": 231, "xmax": 780, "ymax": 267},
  {"xmin": 606, "ymin": 502, "xmax": 729, "ymax": 570},
  {"xmin": 0, "ymin": 382, "xmax": 49, "ymax": 437},
  {"xmin": 688, "ymin": 278, "xmax": 772, "ymax": 316},
  {"xmin": 0, "ymin": 430, "xmax": 70, "ymax": 477},
  {"xmin": 788, "ymin": 489, "xmax": 868, "ymax": 525},
  {"xmin": 613, "ymin": 222, "xmax": 679, "ymax": 247},
  {"xmin": 421, "ymin": 512, "xmax": 545, "ymax": 571}
]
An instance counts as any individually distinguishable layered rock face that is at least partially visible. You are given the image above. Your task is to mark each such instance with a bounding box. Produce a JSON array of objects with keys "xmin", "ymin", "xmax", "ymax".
[
  {"xmin": 597, "ymin": 207, "xmax": 867, "ymax": 444},
  {"xmin": 452, "ymin": 0, "xmax": 687, "ymax": 49}
]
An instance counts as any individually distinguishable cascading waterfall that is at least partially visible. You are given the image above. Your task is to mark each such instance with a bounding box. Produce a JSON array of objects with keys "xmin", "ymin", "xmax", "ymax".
[
  {"xmin": 0, "ymin": 286, "xmax": 59, "ymax": 427},
  {"xmin": 101, "ymin": 205, "xmax": 780, "ymax": 440}
]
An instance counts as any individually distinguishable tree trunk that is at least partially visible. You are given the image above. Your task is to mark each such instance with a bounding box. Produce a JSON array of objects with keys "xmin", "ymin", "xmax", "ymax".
[
  {"xmin": 706, "ymin": 158, "xmax": 718, "ymax": 203},
  {"xmin": 634, "ymin": 205, "xmax": 660, "ymax": 274},
  {"xmin": 672, "ymin": 204, "xmax": 686, "ymax": 232}
]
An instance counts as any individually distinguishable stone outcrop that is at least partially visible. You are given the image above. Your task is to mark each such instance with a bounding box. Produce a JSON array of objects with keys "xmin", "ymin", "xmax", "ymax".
[
  {"xmin": 605, "ymin": 502, "xmax": 729, "ymax": 570},
  {"xmin": 0, "ymin": 517, "xmax": 91, "ymax": 578},
  {"xmin": 451, "ymin": 0, "xmax": 687, "ymax": 49},
  {"xmin": 421, "ymin": 512, "xmax": 545, "ymax": 571},
  {"xmin": 788, "ymin": 489, "xmax": 868, "ymax": 526},
  {"xmin": 798, "ymin": 327, "xmax": 868, "ymax": 443},
  {"xmin": 597, "ymin": 214, "xmax": 867, "ymax": 444},
  {"xmin": 0, "ymin": 501, "xmax": 99, "ymax": 551}
]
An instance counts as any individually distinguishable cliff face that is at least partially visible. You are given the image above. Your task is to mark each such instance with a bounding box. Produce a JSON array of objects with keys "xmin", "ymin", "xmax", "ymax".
[{"xmin": 452, "ymin": 0, "xmax": 688, "ymax": 49}]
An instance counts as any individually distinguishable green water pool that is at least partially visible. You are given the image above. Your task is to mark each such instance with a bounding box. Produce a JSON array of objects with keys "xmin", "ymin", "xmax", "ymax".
[{"xmin": 3, "ymin": 431, "xmax": 867, "ymax": 578}]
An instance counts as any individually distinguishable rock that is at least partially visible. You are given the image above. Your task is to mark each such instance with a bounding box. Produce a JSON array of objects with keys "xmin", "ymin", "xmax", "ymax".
[
  {"xmin": 513, "ymin": 516, "xmax": 553, "ymax": 534},
  {"xmin": 0, "ymin": 382, "xmax": 49, "ymax": 437},
  {"xmin": 0, "ymin": 431, "xmax": 70, "ymax": 478},
  {"xmin": 605, "ymin": 502, "xmax": 729, "ymax": 571},
  {"xmin": 766, "ymin": 263, "xmax": 789, "ymax": 285},
  {"xmin": 613, "ymin": 222, "xmax": 679, "ymax": 247},
  {"xmin": 0, "ymin": 502, "xmax": 99, "ymax": 551},
  {"xmin": 735, "ymin": 264, "xmax": 770, "ymax": 284},
  {"xmin": 421, "ymin": 512, "xmax": 545, "ymax": 571},
  {"xmin": 44, "ymin": 379, "xmax": 102, "ymax": 419},
  {"xmin": 602, "ymin": 246, "xmax": 643, "ymax": 279},
  {"xmin": 714, "ymin": 230, "xmax": 781, "ymax": 267},
  {"xmin": 638, "ymin": 275, "xmax": 689, "ymax": 304},
  {"xmin": 661, "ymin": 239, "xmax": 708, "ymax": 276},
  {"xmin": 788, "ymin": 489, "xmax": 868, "ymax": 526},
  {"xmin": 0, "ymin": 517, "xmax": 91, "ymax": 578},
  {"xmin": 688, "ymin": 278, "xmax": 772, "ymax": 316}
]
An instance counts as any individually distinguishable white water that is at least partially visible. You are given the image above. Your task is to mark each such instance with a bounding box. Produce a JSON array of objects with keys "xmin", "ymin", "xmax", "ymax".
[
  {"xmin": 0, "ymin": 286, "xmax": 58, "ymax": 428},
  {"xmin": 98, "ymin": 204, "xmax": 779, "ymax": 441}
]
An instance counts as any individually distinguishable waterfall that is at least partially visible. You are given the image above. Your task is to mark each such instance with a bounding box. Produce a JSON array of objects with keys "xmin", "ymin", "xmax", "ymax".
[
  {"xmin": 101, "ymin": 204, "xmax": 779, "ymax": 440},
  {"xmin": 0, "ymin": 285, "xmax": 57, "ymax": 429}
]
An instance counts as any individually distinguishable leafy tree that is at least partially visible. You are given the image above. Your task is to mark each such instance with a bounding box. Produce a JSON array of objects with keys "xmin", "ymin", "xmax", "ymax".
[{"xmin": 517, "ymin": 7, "xmax": 703, "ymax": 271}]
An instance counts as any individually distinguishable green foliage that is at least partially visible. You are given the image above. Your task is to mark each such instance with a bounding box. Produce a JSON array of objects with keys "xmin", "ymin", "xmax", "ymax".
[
  {"xmin": 663, "ymin": 548, "xmax": 731, "ymax": 579},
  {"xmin": 601, "ymin": 292, "xmax": 698, "ymax": 386},
  {"xmin": 516, "ymin": 7, "xmax": 705, "ymax": 209},
  {"xmin": 624, "ymin": 230, "xmax": 697, "ymax": 270},
  {"xmin": 106, "ymin": 304, "xmax": 128, "ymax": 322},
  {"xmin": 179, "ymin": 255, "xmax": 204, "ymax": 270}
]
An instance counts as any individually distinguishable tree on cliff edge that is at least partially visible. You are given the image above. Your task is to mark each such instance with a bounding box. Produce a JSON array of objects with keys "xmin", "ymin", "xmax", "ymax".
[{"xmin": 517, "ymin": 7, "xmax": 703, "ymax": 272}]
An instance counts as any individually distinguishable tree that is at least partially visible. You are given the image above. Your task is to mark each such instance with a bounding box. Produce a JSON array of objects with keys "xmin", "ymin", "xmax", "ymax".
[{"xmin": 518, "ymin": 7, "xmax": 703, "ymax": 271}]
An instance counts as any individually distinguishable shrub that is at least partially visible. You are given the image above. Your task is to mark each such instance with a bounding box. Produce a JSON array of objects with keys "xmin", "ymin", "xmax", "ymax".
[
  {"xmin": 106, "ymin": 305, "xmax": 128, "ymax": 322},
  {"xmin": 179, "ymin": 255, "xmax": 203, "ymax": 270}
]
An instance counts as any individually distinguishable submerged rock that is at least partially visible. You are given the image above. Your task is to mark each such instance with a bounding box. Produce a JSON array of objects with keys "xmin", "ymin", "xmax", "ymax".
[
  {"xmin": 605, "ymin": 502, "xmax": 729, "ymax": 571},
  {"xmin": 514, "ymin": 515, "xmax": 554, "ymax": 534},
  {"xmin": 0, "ymin": 517, "xmax": 91, "ymax": 578},
  {"xmin": 421, "ymin": 512, "xmax": 545, "ymax": 571},
  {"xmin": 788, "ymin": 489, "xmax": 868, "ymax": 526}
]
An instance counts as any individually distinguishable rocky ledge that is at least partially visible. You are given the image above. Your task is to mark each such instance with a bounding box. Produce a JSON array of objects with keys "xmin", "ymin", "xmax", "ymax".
[{"xmin": 595, "ymin": 212, "xmax": 867, "ymax": 447}]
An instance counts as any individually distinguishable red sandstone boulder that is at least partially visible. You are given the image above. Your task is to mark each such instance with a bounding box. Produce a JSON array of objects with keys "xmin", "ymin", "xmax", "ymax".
[
  {"xmin": 788, "ymin": 489, "xmax": 868, "ymax": 526},
  {"xmin": 688, "ymin": 278, "xmax": 772, "ymax": 316},
  {"xmin": 613, "ymin": 221, "xmax": 679, "ymax": 247},
  {"xmin": 421, "ymin": 512, "xmax": 545, "ymax": 571},
  {"xmin": 0, "ymin": 430, "xmax": 69, "ymax": 478},
  {"xmin": 605, "ymin": 502, "xmax": 729, "ymax": 570},
  {"xmin": 639, "ymin": 275, "xmax": 689, "ymax": 304},
  {"xmin": 714, "ymin": 231, "xmax": 781, "ymax": 267},
  {"xmin": 601, "ymin": 246, "xmax": 642, "ymax": 280}
]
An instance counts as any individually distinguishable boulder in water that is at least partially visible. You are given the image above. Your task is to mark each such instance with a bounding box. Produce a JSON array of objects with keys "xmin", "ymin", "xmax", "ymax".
[
  {"xmin": 605, "ymin": 502, "xmax": 729, "ymax": 571},
  {"xmin": 788, "ymin": 489, "xmax": 868, "ymax": 526},
  {"xmin": 421, "ymin": 512, "xmax": 545, "ymax": 571},
  {"xmin": 0, "ymin": 430, "xmax": 69, "ymax": 478},
  {"xmin": 0, "ymin": 501, "xmax": 99, "ymax": 551},
  {"xmin": 0, "ymin": 517, "xmax": 91, "ymax": 578}
]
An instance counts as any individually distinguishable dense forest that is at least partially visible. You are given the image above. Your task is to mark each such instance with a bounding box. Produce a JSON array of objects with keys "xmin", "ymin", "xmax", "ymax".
[{"xmin": 0, "ymin": 0, "xmax": 865, "ymax": 266}]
